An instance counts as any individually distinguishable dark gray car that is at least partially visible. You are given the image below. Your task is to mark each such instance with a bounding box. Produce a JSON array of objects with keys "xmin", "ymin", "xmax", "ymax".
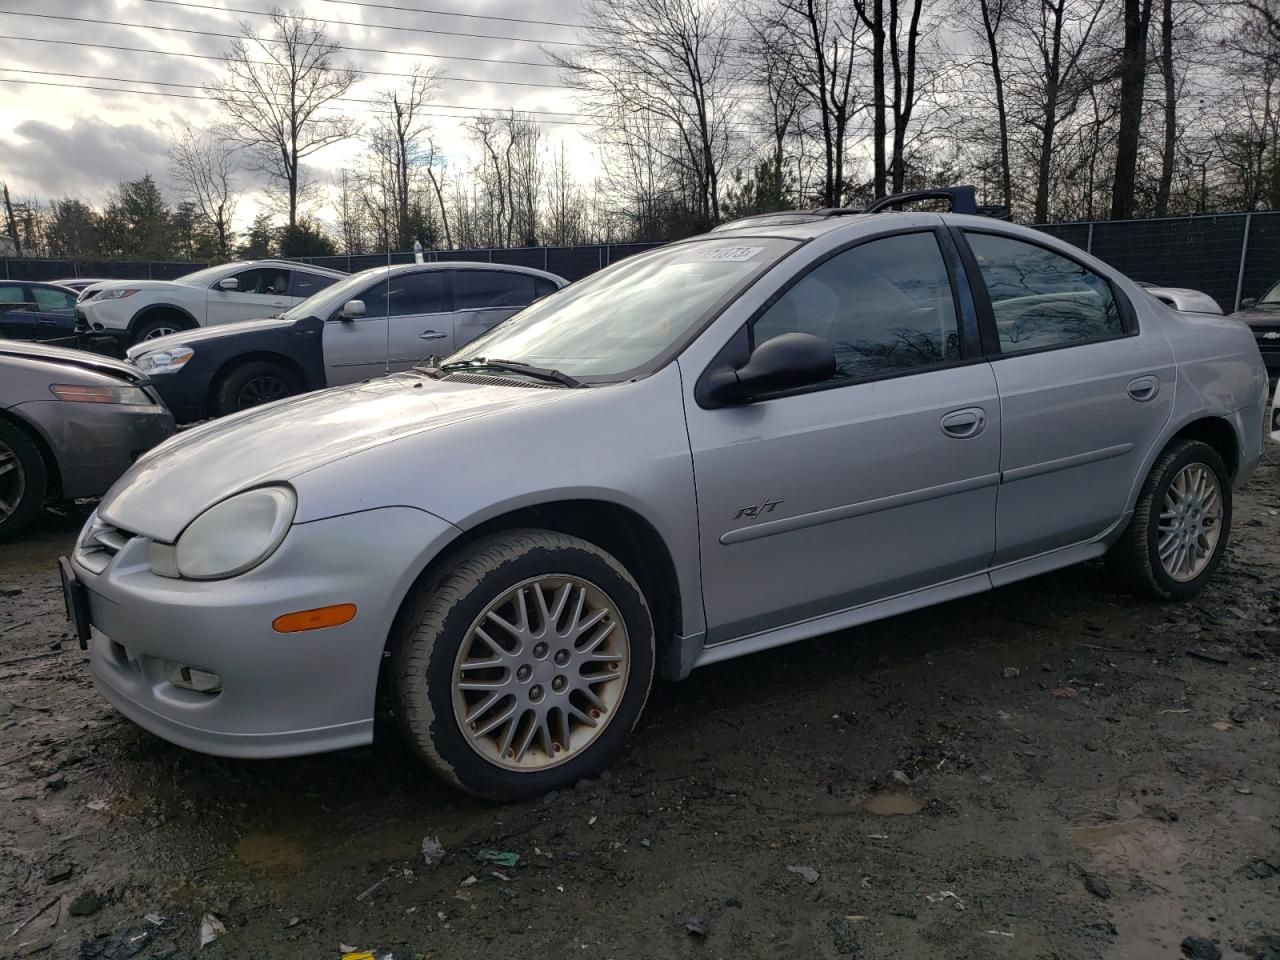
[
  {"xmin": 1232, "ymin": 279, "xmax": 1280, "ymax": 371},
  {"xmin": 0, "ymin": 341, "xmax": 175, "ymax": 540}
]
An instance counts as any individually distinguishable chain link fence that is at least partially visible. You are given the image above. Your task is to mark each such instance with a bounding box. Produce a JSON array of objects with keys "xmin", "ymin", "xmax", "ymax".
[{"xmin": 3, "ymin": 213, "xmax": 1276, "ymax": 311}]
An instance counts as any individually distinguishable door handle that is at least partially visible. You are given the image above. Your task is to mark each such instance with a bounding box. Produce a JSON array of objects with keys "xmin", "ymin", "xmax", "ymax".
[
  {"xmin": 1127, "ymin": 375, "xmax": 1159, "ymax": 402},
  {"xmin": 419, "ymin": 330, "xmax": 448, "ymax": 340},
  {"xmin": 270, "ymin": 300, "xmax": 288, "ymax": 307},
  {"xmin": 940, "ymin": 407, "xmax": 987, "ymax": 439}
]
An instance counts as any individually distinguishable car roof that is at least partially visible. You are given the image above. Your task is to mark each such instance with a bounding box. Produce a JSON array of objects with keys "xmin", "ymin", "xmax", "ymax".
[
  {"xmin": 246, "ymin": 259, "xmax": 347, "ymax": 277},
  {"xmin": 372, "ymin": 261, "xmax": 567, "ymax": 284}
]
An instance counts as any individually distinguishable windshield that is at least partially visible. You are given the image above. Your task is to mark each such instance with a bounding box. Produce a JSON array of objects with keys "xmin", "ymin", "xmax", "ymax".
[
  {"xmin": 175, "ymin": 264, "xmax": 238, "ymax": 286},
  {"xmin": 445, "ymin": 238, "xmax": 797, "ymax": 379},
  {"xmin": 1261, "ymin": 281, "xmax": 1280, "ymax": 305},
  {"xmin": 280, "ymin": 270, "xmax": 372, "ymax": 321}
]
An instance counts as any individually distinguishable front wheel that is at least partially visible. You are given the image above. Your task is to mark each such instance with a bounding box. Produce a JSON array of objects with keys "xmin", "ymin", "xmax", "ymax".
[
  {"xmin": 131, "ymin": 315, "xmax": 187, "ymax": 344},
  {"xmin": 1109, "ymin": 439, "xmax": 1232, "ymax": 600},
  {"xmin": 214, "ymin": 360, "xmax": 301, "ymax": 416},
  {"xmin": 391, "ymin": 530, "xmax": 655, "ymax": 800}
]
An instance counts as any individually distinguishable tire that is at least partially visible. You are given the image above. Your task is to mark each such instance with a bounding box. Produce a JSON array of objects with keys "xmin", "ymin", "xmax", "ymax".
[
  {"xmin": 391, "ymin": 529, "xmax": 655, "ymax": 800},
  {"xmin": 0, "ymin": 419, "xmax": 48, "ymax": 543},
  {"xmin": 131, "ymin": 314, "xmax": 188, "ymax": 345},
  {"xmin": 214, "ymin": 360, "xmax": 302, "ymax": 416},
  {"xmin": 1109, "ymin": 439, "xmax": 1232, "ymax": 600}
]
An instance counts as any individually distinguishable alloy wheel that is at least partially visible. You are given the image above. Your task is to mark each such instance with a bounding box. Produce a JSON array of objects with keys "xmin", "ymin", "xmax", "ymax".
[
  {"xmin": 237, "ymin": 375, "xmax": 290, "ymax": 408},
  {"xmin": 1157, "ymin": 462, "xmax": 1222, "ymax": 582},
  {"xmin": 451, "ymin": 575, "xmax": 629, "ymax": 771},
  {"xmin": 143, "ymin": 326, "xmax": 180, "ymax": 340},
  {"xmin": 0, "ymin": 439, "xmax": 26, "ymax": 523}
]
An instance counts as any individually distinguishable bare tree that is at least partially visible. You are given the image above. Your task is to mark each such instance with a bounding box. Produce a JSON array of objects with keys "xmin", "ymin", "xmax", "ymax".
[
  {"xmin": 2, "ymin": 182, "xmax": 21, "ymax": 257},
  {"xmin": 1110, "ymin": 0, "xmax": 1155, "ymax": 219},
  {"xmin": 206, "ymin": 8, "xmax": 358, "ymax": 229},
  {"xmin": 168, "ymin": 124, "xmax": 240, "ymax": 259},
  {"xmin": 368, "ymin": 66, "xmax": 443, "ymax": 250},
  {"xmin": 554, "ymin": 0, "xmax": 739, "ymax": 228},
  {"xmin": 955, "ymin": 0, "xmax": 1018, "ymax": 212}
]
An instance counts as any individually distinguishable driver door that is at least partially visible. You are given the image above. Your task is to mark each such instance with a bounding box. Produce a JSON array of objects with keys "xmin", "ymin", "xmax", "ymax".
[{"xmin": 208, "ymin": 267, "xmax": 293, "ymax": 325}]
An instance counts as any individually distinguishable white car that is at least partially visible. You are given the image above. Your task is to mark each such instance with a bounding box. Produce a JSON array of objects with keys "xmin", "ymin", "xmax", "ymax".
[{"xmin": 76, "ymin": 260, "xmax": 348, "ymax": 348}]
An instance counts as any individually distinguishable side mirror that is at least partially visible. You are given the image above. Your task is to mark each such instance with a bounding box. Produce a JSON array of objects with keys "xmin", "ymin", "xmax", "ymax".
[
  {"xmin": 704, "ymin": 332, "xmax": 836, "ymax": 406},
  {"xmin": 217, "ymin": 277, "xmax": 239, "ymax": 291},
  {"xmin": 1240, "ymin": 297, "xmax": 1257, "ymax": 309},
  {"xmin": 341, "ymin": 299, "xmax": 366, "ymax": 320}
]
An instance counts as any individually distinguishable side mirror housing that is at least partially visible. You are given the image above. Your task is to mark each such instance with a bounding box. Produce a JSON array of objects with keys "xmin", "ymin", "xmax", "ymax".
[
  {"xmin": 1240, "ymin": 297, "xmax": 1257, "ymax": 309},
  {"xmin": 341, "ymin": 299, "xmax": 366, "ymax": 320},
  {"xmin": 217, "ymin": 277, "xmax": 239, "ymax": 291},
  {"xmin": 703, "ymin": 332, "xmax": 836, "ymax": 406}
]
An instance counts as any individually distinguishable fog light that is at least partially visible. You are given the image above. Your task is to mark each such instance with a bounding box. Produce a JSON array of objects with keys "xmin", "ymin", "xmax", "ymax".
[{"xmin": 167, "ymin": 662, "xmax": 221, "ymax": 693}]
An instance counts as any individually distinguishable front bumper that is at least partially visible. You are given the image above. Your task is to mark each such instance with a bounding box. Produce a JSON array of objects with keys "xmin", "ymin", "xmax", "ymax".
[
  {"xmin": 13, "ymin": 399, "xmax": 175, "ymax": 499},
  {"xmin": 144, "ymin": 370, "xmax": 211, "ymax": 424},
  {"xmin": 75, "ymin": 506, "xmax": 459, "ymax": 758},
  {"xmin": 1253, "ymin": 327, "xmax": 1280, "ymax": 370}
]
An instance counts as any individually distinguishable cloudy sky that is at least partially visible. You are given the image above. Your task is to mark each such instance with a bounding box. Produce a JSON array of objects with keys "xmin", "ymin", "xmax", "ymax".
[{"xmin": 0, "ymin": 0, "xmax": 598, "ymax": 223}]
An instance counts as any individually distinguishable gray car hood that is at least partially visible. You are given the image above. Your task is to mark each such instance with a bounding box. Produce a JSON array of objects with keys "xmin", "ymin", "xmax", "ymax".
[
  {"xmin": 98, "ymin": 374, "xmax": 574, "ymax": 541},
  {"xmin": 0, "ymin": 340, "xmax": 147, "ymax": 383},
  {"xmin": 1232, "ymin": 304, "xmax": 1280, "ymax": 327},
  {"xmin": 127, "ymin": 315, "xmax": 298, "ymax": 358}
]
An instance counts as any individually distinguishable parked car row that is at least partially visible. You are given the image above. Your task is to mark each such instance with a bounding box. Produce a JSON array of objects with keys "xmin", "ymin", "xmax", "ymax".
[{"xmin": 54, "ymin": 194, "xmax": 1273, "ymax": 801}]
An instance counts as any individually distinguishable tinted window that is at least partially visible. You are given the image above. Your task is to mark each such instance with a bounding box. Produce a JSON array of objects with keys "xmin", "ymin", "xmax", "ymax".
[
  {"xmin": 363, "ymin": 271, "xmax": 447, "ymax": 317},
  {"xmin": 293, "ymin": 271, "xmax": 339, "ymax": 298},
  {"xmin": 752, "ymin": 232, "xmax": 961, "ymax": 381},
  {"xmin": 32, "ymin": 286, "xmax": 76, "ymax": 311},
  {"xmin": 0, "ymin": 284, "xmax": 25, "ymax": 305},
  {"xmin": 226, "ymin": 267, "xmax": 292, "ymax": 296},
  {"xmin": 534, "ymin": 277, "xmax": 559, "ymax": 299},
  {"xmin": 965, "ymin": 233, "xmax": 1124, "ymax": 353},
  {"xmin": 455, "ymin": 271, "xmax": 537, "ymax": 310}
]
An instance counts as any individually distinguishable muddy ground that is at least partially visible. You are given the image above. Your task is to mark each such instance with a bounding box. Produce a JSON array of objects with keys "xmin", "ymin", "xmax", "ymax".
[{"xmin": 1, "ymin": 450, "xmax": 1278, "ymax": 960}]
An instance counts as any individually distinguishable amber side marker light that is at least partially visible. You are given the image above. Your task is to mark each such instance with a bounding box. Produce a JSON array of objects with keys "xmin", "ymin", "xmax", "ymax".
[{"xmin": 273, "ymin": 603, "xmax": 357, "ymax": 633}]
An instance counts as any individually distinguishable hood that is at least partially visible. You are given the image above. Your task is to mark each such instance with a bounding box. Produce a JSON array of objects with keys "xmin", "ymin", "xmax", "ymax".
[
  {"xmin": 0, "ymin": 340, "xmax": 147, "ymax": 383},
  {"xmin": 98, "ymin": 373, "xmax": 577, "ymax": 541},
  {"xmin": 127, "ymin": 315, "xmax": 300, "ymax": 358},
  {"xmin": 1231, "ymin": 303, "xmax": 1280, "ymax": 327}
]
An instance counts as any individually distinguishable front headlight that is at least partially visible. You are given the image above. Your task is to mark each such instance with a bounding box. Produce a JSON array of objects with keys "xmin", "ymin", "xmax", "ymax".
[
  {"xmin": 160, "ymin": 486, "xmax": 296, "ymax": 580},
  {"xmin": 134, "ymin": 346, "xmax": 194, "ymax": 375},
  {"xmin": 98, "ymin": 288, "xmax": 139, "ymax": 301},
  {"xmin": 50, "ymin": 384, "xmax": 153, "ymax": 405}
]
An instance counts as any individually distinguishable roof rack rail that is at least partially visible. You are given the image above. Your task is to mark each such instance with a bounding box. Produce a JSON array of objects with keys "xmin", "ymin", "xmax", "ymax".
[{"xmin": 863, "ymin": 185, "xmax": 980, "ymax": 215}]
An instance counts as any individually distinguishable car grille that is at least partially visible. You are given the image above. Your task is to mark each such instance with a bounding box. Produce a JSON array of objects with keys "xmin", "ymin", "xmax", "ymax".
[{"xmin": 75, "ymin": 517, "xmax": 137, "ymax": 574}]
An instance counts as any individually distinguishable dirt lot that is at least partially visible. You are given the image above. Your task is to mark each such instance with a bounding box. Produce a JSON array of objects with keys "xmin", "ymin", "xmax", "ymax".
[{"xmin": 1, "ymin": 449, "xmax": 1278, "ymax": 960}]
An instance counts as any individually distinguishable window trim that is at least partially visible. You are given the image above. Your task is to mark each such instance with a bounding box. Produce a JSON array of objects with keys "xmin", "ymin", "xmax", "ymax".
[
  {"xmin": 696, "ymin": 226, "xmax": 984, "ymax": 408},
  {"xmin": 953, "ymin": 226, "xmax": 1139, "ymax": 361},
  {"xmin": 451, "ymin": 267, "xmax": 542, "ymax": 312}
]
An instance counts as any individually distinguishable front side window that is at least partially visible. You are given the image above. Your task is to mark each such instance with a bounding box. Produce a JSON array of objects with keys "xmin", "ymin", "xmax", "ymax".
[
  {"xmin": 1260, "ymin": 280, "xmax": 1280, "ymax": 305},
  {"xmin": 363, "ymin": 271, "xmax": 447, "ymax": 317},
  {"xmin": 447, "ymin": 238, "xmax": 798, "ymax": 380},
  {"xmin": 454, "ymin": 271, "xmax": 537, "ymax": 310},
  {"xmin": 33, "ymin": 286, "xmax": 76, "ymax": 311},
  {"xmin": 965, "ymin": 232, "xmax": 1124, "ymax": 353},
  {"xmin": 752, "ymin": 232, "xmax": 961, "ymax": 381},
  {"xmin": 227, "ymin": 268, "xmax": 292, "ymax": 296},
  {"xmin": 0, "ymin": 284, "xmax": 25, "ymax": 305}
]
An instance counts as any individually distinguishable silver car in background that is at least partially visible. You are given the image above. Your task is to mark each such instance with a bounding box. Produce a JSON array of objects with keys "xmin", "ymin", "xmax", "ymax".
[
  {"xmin": 0, "ymin": 342, "xmax": 174, "ymax": 540},
  {"xmin": 64, "ymin": 210, "xmax": 1269, "ymax": 800}
]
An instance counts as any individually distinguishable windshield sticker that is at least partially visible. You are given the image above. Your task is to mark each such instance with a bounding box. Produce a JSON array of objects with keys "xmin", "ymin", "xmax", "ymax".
[{"xmin": 680, "ymin": 246, "xmax": 764, "ymax": 263}]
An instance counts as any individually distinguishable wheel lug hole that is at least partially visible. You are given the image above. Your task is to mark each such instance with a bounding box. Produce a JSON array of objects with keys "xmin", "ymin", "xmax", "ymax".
[
  {"xmin": 530, "ymin": 685, "xmax": 543, "ymax": 702},
  {"xmin": 516, "ymin": 665, "xmax": 531, "ymax": 682},
  {"xmin": 552, "ymin": 676, "xmax": 567, "ymax": 692},
  {"xmin": 533, "ymin": 642, "xmax": 548, "ymax": 659},
  {"xmin": 554, "ymin": 650, "xmax": 569, "ymax": 666}
]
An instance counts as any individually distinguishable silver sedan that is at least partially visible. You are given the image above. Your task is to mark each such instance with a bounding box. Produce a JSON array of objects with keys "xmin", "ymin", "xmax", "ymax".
[{"xmin": 64, "ymin": 209, "xmax": 1269, "ymax": 799}]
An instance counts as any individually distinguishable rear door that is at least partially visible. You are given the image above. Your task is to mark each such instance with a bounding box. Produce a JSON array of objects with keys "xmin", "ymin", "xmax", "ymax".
[
  {"xmin": 685, "ymin": 228, "xmax": 1001, "ymax": 643},
  {"xmin": 451, "ymin": 269, "xmax": 542, "ymax": 349},
  {"xmin": 957, "ymin": 229, "xmax": 1175, "ymax": 564},
  {"xmin": 208, "ymin": 267, "xmax": 293, "ymax": 324}
]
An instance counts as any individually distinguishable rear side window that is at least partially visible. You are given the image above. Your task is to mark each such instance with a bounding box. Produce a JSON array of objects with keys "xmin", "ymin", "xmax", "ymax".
[
  {"xmin": 293, "ymin": 271, "xmax": 340, "ymax": 298},
  {"xmin": 363, "ymin": 272, "xmax": 448, "ymax": 317},
  {"xmin": 455, "ymin": 271, "xmax": 538, "ymax": 310},
  {"xmin": 0, "ymin": 284, "xmax": 25, "ymax": 304},
  {"xmin": 965, "ymin": 233, "xmax": 1125, "ymax": 354},
  {"xmin": 752, "ymin": 231, "xmax": 961, "ymax": 382}
]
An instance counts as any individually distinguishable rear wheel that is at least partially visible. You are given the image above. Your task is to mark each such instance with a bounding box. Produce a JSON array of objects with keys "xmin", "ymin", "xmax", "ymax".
[
  {"xmin": 1109, "ymin": 439, "xmax": 1231, "ymax": 600},
  {"xmin": 0, "ymin": 419, "xmax": 47, "ymax": 543},
  {"xmin": 391, "ymin": 530, "xmax": 655, "ymax": 800},
  {"xmin": 214, "ymin": 360, "xmax": 301, "ymax": 416}
]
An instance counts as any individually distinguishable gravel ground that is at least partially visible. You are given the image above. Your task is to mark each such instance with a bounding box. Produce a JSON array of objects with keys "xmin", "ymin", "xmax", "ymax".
[{"xmin": 2, "ymin": 446, "xmax": 1278, "ymax": 960}]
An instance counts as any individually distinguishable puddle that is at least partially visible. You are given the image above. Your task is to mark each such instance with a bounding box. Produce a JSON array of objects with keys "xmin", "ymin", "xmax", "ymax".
[
  {"xmin": 864, "ymin": 791, "xmax": 922, "ymax": 816},
  {"xmin": 235, "ymin": 834, "xmax": 306, "ymax": 870}
]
